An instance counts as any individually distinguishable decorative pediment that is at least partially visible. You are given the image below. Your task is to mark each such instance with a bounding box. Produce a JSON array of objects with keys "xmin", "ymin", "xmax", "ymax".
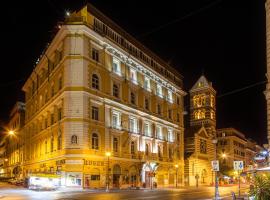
[{"xmin": 196, "ymin": 126, "xmax": 210, "ymax": 139}]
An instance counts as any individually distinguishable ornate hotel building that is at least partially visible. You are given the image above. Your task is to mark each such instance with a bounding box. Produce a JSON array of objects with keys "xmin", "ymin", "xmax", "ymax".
[{"xmin": 2, "ymin": 4, "xmax": 185, "ymax": 188}]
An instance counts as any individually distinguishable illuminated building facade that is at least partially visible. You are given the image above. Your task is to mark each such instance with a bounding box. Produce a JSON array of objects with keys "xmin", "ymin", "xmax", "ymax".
[
  {"xmin": 184, "ymin": 75, "xmax": 216, "ymax": 186},
  {"xmin": 2, "ymin": 4, "xmax": 185, "ymax": 188}
]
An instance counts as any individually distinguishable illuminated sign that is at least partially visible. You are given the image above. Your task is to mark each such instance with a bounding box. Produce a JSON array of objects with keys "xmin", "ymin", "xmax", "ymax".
[{"xmin": 253, "ymin": 153, "xmax": 267, "ymax": 164}]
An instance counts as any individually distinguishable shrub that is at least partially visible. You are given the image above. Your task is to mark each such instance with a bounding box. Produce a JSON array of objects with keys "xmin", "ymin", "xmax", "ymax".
[{"xmin": 249, "ymin": 174, "xmax": 270, "ymax": 200}]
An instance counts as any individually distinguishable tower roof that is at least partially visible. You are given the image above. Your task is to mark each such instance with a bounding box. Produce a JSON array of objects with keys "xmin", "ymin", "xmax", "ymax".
[{"xmin": 190, "ymin": 75, "xmax": 216, "ymax": 94}]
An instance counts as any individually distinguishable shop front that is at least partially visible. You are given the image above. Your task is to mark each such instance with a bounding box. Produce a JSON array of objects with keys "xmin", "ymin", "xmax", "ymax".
[{"xmin": 66, "ymin": 172, "xmax": 82, "ymax": 187}]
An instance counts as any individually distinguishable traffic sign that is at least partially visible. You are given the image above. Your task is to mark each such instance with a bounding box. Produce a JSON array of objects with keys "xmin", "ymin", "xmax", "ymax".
[
  {"xmin": 233, "ymin": 161, "xmax": 244, "ymax": 170},
  {"xmin": 211, "ymin": 160, "xmax": 219, "ymax": 171}
]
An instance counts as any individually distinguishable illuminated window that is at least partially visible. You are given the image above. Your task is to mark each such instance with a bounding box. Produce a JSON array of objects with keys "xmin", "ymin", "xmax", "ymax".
[
  {"xmin": 167, "ymin": 90, "xmax": 173, "ymax": 103},
  {"xmin": 210, "ymin": 95, "xmax": 215, "ymax": 107},
  {"xmin": 194, "ymin": 110, "xmax": 206, "ymax": 120},
  {"xmin": 92, "ymin": 74, "xmax": 99, "ymax": 90},
  {"xmin": 130, "ymin": 68, "xmax": 137, "ymax": 84},
  {"xmin": 157, "ymin": 84, "xmax": 163, "ymax": 97},
  {"xmin": 193, "ymin": 95, "xmax": 206, "ymax": 107},
  {"xmin": 144, "ymin": 122, "xmax": 151, "ymax": 136},
  {"xmin": 144, "ymin": 77, "xmax": 151, "ymax": 91},
  {"xmin": 129, "ymin": 117, "xmax": 138, "ymax": 133},
  {"xmin": 112, "ymin": 58, "xmax": 121, "ymax": 75},
  {"xmin": 210, "ymin": 111, "xmax": 215, "ymax": 119},
  {"xmin": 168, "ymin": 129, "xmax": 174, "ymax": 142},
  {"xmin": 156, "ymin": 126, "xmax": 162, "ymax": 139},
  {"xmin": 112, "ymin": 111, "xmax": 121, "ymax": 129}
]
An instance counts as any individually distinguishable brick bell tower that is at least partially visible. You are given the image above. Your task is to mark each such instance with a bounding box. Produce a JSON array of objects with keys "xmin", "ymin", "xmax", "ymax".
[{"xmin": 189, "ymin": 75, "xmax": 216, "ymax": 135}]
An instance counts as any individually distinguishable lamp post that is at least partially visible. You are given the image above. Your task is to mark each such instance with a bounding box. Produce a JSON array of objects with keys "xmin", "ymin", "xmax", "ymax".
[
  {"xmin": 105, "ymin": 152, "xmax": 111, "ymax": 192},
  {"xmin": 212, "ymin": 139, "xmax": 220, "ymax": 200},
  {"xmin": 174, "ymin": 164, "xmax": 179, "ymax": 188}
]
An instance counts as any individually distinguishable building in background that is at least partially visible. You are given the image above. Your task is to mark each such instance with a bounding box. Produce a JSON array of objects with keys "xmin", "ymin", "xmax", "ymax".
[
  {"xmin": 184, "ymin": 75, "xmax": 216, "ymax": 186},
  {"xmin": 1, "ymin": 102, "xmax": 25, "ymax": 178},
  {"xmin": 1, "ymin": 4, "xmax": 185, "ymax": 189}
]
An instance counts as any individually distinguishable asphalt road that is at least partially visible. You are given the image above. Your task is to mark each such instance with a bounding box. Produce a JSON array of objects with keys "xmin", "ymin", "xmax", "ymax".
[{"xmin": 0, "ymin": 182, "xmax": 249, "ymax": 200}]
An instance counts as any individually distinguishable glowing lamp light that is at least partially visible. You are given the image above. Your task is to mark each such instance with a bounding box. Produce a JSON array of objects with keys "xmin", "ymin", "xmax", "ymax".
[
  {"xmin": 4, "ymin": 158, "xmax": 8, "ymax": 162},
  {"xmin": 105, "ymin": 152, "xmax": 111, "ymax": 157},
  {"xmin": 66, "ymin": 11, "xmax": 70, "ymax": 16},
  {"xmin": 175, "ymin": 164, "xmax": 179, "ymax": 168},
  {"xmin": 222, "ymin": 153, "xmax": 226, "ymax": 158},
  {"xmin": 8, "ymin": 130, "xmax": 15, "ymax": 135}
]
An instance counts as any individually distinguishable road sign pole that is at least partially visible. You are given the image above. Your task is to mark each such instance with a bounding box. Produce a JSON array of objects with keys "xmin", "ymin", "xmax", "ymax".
[{"xmin": 238, "ymin": 170, "xmax": 240, "ymax": 197}]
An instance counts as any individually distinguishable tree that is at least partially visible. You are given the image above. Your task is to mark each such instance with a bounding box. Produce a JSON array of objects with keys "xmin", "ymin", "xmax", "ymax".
[{"xmin": 249, "ymin": 174, "xmax": 270, "ymax": 200}]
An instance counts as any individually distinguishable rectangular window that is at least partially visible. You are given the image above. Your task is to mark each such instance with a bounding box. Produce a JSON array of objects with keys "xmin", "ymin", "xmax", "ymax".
[
  {"xmin": 168, "ymin": 109, "xmax": 172, "ymax": 119},
  {"xmin": 91, "ymin": 175, "xmax": 100, "ymax": 180},
  {"xmin": 157, "ymin": 84, "xmax": 163, "ymax": 97},
  {"xmin": 58, "ymin": 77, "xmax": 63, "ymax": 91},
  {"xmin": 177, "ymin": 113, "xmax": 180, "ymax": 122},
  {"xmin": 113, "ymin": 137, "xmax": 118, "ymax": 153},
  {"xmin": 144, "ymin": 77, "xmax": 151, "ymax": 91},
  {"xmin": 130, "ymin": 68, "xmax": 137, "ymax": 84},
  {"xmin": 145, "ymin": 97, "xmax": 149, "ymax": 110},
  {"xmin": 112, "ymin": 57, "xmax": 121, "ymax": 75},
  {"xmin": 92, "ymin": 48, "xmax": 99, "ymax": 62},
  {"xmin": 112, "ymin": 111, "xmax": 121, "ymax": 129},
  {"xmin": 156, "ymin": 126, "xmax": 162, "ymax": 139},
  {"xmin": 92, "ymin": 106, "xmax": 99, "ymax": 121},
  {"xmin": 129, "ymin": 117, "xmax": 138, "ymax": 133},
  {"xmin": 144, "ymin": 122, "xmax": 151, "ymax": 137},
  {"xmin": 167, "ymin": 90, "xmax": 173, "ymax": 103},
  {"xmin": 168, "ymin": 129, "xmax": 174, "ymax": 142}
]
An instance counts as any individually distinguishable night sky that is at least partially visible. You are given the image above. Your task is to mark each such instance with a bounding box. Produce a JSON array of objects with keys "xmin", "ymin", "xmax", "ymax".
[{"xmin": 0, "ymin": 0, "xmax": 267, "ymax": 144}]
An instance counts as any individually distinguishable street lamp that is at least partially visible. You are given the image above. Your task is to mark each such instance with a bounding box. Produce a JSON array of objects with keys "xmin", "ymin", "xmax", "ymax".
[
  {"xmin": 105, "ymin": 152, "xmax": 111, "ymax": 192},
  {"xmin": 212, "ymin": 139, "xmax": 220, "ymax": 200},
  {"xmin": 174, "ymin": 164, "xmax": 179, "ymax": 188},
  {"xmin": 8, "ymin": 130, "xmax": 15, "ymax": 135}
]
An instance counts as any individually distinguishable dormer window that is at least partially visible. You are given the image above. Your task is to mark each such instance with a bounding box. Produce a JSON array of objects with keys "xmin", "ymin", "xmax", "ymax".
[{"xmin": 112, "ymin": 58, "xmax": 121, "ymax": 76}]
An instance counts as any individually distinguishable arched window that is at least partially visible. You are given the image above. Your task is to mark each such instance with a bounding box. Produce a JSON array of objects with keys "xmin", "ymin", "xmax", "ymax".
[
  {"xmin": 113, "ymin": 84, "xmax": 119, "ymax": 98},
  {"xmin": 113, "ymin": 137, "xmax": 118, "ymax": 152},
  {"xmin": 71, "ymin": 135, "xmax": 78, "ymax": 144},
  {"xmin": 92, "ymin": 133, "xmax": 99, "ymax": 150},
  {"xmin": 145, "ymin": 143, "xmax": 149, "ymax": 156},
  {"xmin": 131, "ymin": 141, "xmax": 135, "ymax": 154},
  {"xmin": 92, "ymin": 74, "xmax": 99, "ymax": 90}
]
